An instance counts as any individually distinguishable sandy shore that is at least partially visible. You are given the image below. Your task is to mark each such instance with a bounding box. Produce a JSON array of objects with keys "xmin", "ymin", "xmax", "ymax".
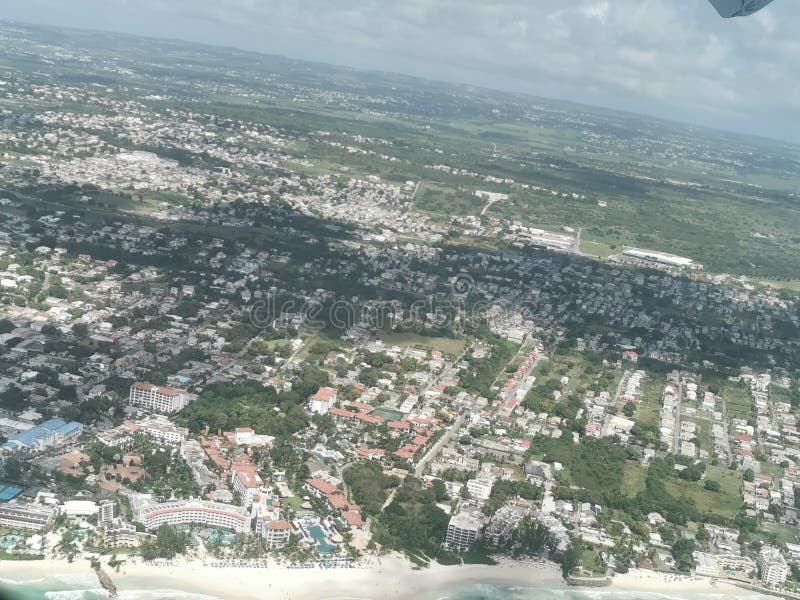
[
  {"xmin": 612, "ymin": 568, "xmax": 762, "ymax": 595},
  {"xmin": 0, "ymin": 555, "xmax": 564, "ymax": 600}
]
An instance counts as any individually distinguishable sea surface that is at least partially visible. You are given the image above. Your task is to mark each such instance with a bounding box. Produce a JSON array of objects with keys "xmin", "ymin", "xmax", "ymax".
[{"xmin": 0, "ymin": 576, "xmax": 771, "ymax": 600}]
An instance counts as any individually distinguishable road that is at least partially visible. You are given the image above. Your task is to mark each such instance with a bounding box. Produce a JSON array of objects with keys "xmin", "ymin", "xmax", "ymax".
[
  {"xmin": 571, "ymin": 227, "xmax": 582, "ymax": 255},
  {"xmin": 414, "ymin": 411, "xmax": 467, "ymax": 478},
  {"xmin": 718, "ymin": 397, "xmax": 732, "ymax": 461},
  {"xmin": 480, "ymin": 198, "xmax": 500, "ymax": 216},
  {"xmin": 410, "ymin": 181, "xmax": 422, "ymax": 201},
  {"xmin": 611, "ymin": 369, "xmax": 631, "ymax": 407},
  {"xmin": 673, "ymin": 378, "xmax": 684, "ymax": 453},
  {"xmin": 380, "ymin": 411, "xmax": 467, "ymax": 512}
]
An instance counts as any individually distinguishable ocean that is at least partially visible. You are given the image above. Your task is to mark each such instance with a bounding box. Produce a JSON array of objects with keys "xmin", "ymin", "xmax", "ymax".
[
  {"xmin": 0, "ymin": 574, "xmax": 216, "ymax": 600},
  {"xmin": 0, "ymin": 576, "xmax": 770, "ymax": 600}
]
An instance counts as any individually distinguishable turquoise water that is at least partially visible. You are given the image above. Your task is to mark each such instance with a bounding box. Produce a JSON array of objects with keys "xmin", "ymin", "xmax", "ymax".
[
  {"xmin": 308, "ymin": 524, "xmax": 336, "ymax": 554},
  {"xmin": 0, "ymin": 574, "xmax": 219, "ymax": 599}
]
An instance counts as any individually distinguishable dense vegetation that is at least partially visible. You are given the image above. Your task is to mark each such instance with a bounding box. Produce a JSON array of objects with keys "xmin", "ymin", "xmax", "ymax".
[
  {"xmin": 140, "ymin": 525, "xmax": 190, "ymax": 561},
  {"xmin": 484, "ymin": 480, "xmax": 543, "ymax": 516},
  {"xmin": 177, "ymin": 366, "xmax": 329, "ymax": 437},
  {"xmin": 343, "ymin": 462, "xmax": 400, "ymax": 516},
  {"xmin": 371, "ymin": 476, "xmax": 453, "ymax": 565},
  {"xmin": 541, "ymin": 437, "xmax": 627, "ymax": 506}
]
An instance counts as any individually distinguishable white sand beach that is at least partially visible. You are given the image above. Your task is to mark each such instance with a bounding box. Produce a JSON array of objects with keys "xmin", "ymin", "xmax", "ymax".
[
  {"xmin": 0, "ymin": 555, "xmax": 564, "ymax": 600},
  {"xmin": 612, "ymin": 568, "xmax": 757, "ymax": 595}
]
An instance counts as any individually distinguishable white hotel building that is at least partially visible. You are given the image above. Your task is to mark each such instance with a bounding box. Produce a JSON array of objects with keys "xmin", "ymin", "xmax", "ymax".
[
  {"xmin": 232, "ymin": 468, "xmax": 263, "ymax": 508},
  {"xmin": 258, "ymin": 518, "xmax": 292, "ymax": 549},
  {"xmin": 758, "ymin": 546, "xmax": 789, "ymax": 588},
  {"xmin": 141, "ymin": 499, "xmax": 251, "ymax": 533},
  {"xmin": 129, "ymin": 382, "xmax": 194, "ymax": 414}
]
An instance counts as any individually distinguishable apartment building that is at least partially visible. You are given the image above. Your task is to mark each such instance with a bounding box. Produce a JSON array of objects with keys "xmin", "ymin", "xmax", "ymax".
[
  {"xmin": 758, "ymin": 546, "xmax": 789, "ymax": 588},
  {"xmin": 129, "ymin": 382, "xmax": 194, "ymax": 414},
  {"xmin": 443, "ymin": 510, "xmax": 484, "ymax": 552}
]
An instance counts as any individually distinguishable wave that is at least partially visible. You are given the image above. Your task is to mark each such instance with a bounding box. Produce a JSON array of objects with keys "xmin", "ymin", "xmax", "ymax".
[
  {"xmin": 0, "ymin": 576, "xmax": 47, "ymax": 585},
  {"xmin": 116, "ymin": 590, "xmax": 223, "ymax": 600},
  {"xmin": 44, "ymin": 589, "xmax": 108, "ymax": 600},
  {"xmin": 413, "ymin": 582, "xmax": 770, "ymax": 600}
]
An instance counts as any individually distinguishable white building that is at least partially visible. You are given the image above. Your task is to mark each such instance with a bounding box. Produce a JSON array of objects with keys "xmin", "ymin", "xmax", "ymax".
[
  {"xmin": 103, "ymin": 518, "xmax": 141, "ymax": 548},
  {"xmin": 62, "ymin": 500, "xmax": 100, "ymax": 518},
  {"xmin": 466, "ymin": 474, "xmax": 495, "ymax": 501},
  {"xmin": 129, "ymin": 382, "xmax": 194, "ymax": 414},
  {"xmin": 0, "ymin": 502, "xmax": 57, "ymax": 531},
  {"xmin": 443, "ymin": 511, "xmax": 484, "ymax": 552},
  {"xmin": 308, "ymin": 387, "xmax": 337, "ymax": 415},
  {"xmin": 232, "ymin": 468, "xmax": 263, "ymax": 507},
  {"xmin": 258, "ymin": 518, "xmax": 292, "ymax": 549},
  {"xmin": 98, "ymin": 500, "xmax": 115, "ymax": 525},
  {"xmin": 141, "ymin": 499, "xmax": 250, "ymax": 533},
  {"xmin": 138, "ymin": 415, "xmax": 189, "ymax": 445},
  {"xmin": 758, "ymin": 546, "xmax": 789, "ymax": 588}
]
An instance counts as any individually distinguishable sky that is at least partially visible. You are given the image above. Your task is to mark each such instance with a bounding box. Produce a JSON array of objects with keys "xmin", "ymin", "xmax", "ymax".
[{"xmin": 3, "ymin": 0, "xmax": 799, "ymax": 142}]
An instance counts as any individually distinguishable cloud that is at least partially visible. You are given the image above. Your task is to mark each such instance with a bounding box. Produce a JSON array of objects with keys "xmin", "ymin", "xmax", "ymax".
[{"xmin": 3, "ymin": 0, "xmax": 799, "ymax": 141}]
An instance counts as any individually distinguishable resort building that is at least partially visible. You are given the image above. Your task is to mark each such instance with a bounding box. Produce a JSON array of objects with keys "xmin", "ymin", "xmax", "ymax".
[
  {"xmin": 0, "ymin": 501, "xmax": 57, "ymax": 531},
  {"xmin": 232, "ymin": 466, "xmax": 263, "ymax": 507},
  {"xmin": 258, "ymin": 518, "xmax": 292, "ymax": 549},
  {"xmin": 141, "ymin": 499, "xmax": 251, "ymax": 533},
  {"xmin": 129, "ymin": 382, "xmax": 194, "ymax": 414},
  {"xmin": 98, "ymin": 500, "xmax": 115, "ymax": 525},
  {"xmin": 102, "ymin": 518, "xmax": 142, "ymax": 547},
  {"xmin": 138, "ymin": 415, "xmax": 189, "ymax": 445}
]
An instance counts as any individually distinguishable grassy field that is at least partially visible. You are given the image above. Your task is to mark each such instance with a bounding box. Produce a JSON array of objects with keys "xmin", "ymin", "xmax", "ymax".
[
  {"xmin": 757, "ymin": 280, "xmax": 800, "ymax": 293},
  {"xmin": 375, "ymin": 331, "xmax": 467, "ymax": 356},
  {"xmin": 709, "ymin": 377, "xmax": 754, "ymax": 422},
  {"xmin": 622, "ymin": 462, "xmax": 648, "ymax": 497},
  {"xmin": 663, "ymin": 465, "xmax": 742, "ymax": 520},
  {"xmin": 759, "ymin": 522, "xmax": 800, "ymax": 546},
  {"xmin": 635, "ymin": 372, "xmax": 666, "ymax": 429},
  {"xmin": 579, "ymin": 239, "xmax": 617, "ymax": 258}
]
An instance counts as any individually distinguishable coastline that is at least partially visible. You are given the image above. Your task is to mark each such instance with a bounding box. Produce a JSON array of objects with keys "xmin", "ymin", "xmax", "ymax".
[
  {"xmin": 0, "ymin": 558, "xmax": 776, "ymax": 600},
  {"xmin": 611, "ymin": 568, "xmax": 767, "ymax": 596},
  {"xmin": 0, "ymin": 555, "xmax": 564, "ymax": 600}
]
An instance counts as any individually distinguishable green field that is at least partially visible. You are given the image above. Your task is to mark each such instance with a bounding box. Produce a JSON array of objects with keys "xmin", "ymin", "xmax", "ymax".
[
  {"xmin": 714, "ymin": 379, "xmax": 754, "ymax": 421},
  {"xmin": 634, "ymin": 373, "xmax": 666, "ymax": 429},
  {"xmin": 375, "ymin": 332, "xmax": 467, "ymax": 356},
  {"xmin": 663, "ymin": 465, "xmax": 742, "ymax": 520},
  {"xmin": 622, "ymin": 463, "xmax": 648, "ymax": 497}
]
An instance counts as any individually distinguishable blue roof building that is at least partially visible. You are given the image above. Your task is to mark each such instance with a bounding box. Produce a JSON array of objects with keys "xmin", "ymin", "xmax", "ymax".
[{"xmin": 2, "ymin": 418, "xmax": 83, "ymax": 453}]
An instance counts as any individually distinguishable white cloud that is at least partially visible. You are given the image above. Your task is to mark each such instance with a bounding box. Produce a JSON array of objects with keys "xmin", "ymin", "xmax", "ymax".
[{"xmin": 3, "ymin": 0, "xmax": 799, "ymax": 140}]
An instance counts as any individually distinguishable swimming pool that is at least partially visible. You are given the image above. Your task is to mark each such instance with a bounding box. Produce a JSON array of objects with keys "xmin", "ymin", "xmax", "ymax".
[{"xmin": 308, "ymin": 525, "xmax": 335, "ymax": 554}]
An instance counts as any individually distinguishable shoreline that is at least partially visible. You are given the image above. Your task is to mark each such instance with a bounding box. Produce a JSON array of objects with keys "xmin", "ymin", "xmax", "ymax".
[
  {"xmin": 0, "ymin": 559, "xmax": 775, "ymax": 600},
  {"xmin": 611, "ymin": 568, "xmax": 769, "ymax": 596},
  {"xmin": 0, "ymin": 555, "xmax": 564, "ymax": 600}
]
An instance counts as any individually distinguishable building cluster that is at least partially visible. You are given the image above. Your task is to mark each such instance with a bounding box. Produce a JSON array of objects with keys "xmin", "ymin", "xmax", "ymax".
[{"xmin": 0, "ymin": 23, "xmax": 798, "ymax": 590}]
